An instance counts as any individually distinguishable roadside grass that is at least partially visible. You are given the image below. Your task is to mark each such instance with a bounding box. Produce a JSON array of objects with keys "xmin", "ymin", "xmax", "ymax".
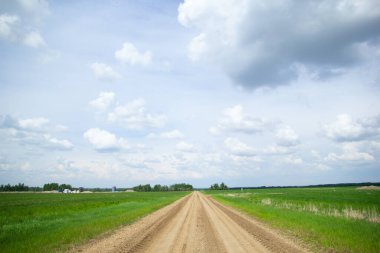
[
  {"xmin": 205, "ymin": 187, "xmax": 380, "ymax": 253},
  {"xmin": 0, "ymin": 191, "xmax": 188, "ymax": 253}
]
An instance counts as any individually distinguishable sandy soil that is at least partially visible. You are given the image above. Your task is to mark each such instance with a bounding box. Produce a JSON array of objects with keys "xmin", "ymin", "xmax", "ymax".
[{"xmin": 71, "ymin": 192, "xmax": 308, "ymax": 253}]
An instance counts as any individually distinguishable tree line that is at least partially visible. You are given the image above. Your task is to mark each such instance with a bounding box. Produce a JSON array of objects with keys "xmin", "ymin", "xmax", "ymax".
[
  {"xmin": 0, "ymin": 182, "xmax": 194, "ymax": 192},
  {"xmin": 0, "ymin": 183, "xmax": 76, "ymax": 192},
  {"xmin": 209, "ymin": 182, "xmax": 228, "ymax": 190},
  {"xmin": 0, "ymin": 183, "xmax": 42, "ymax": 192},
  {"xmin": 133, "ymin": 183, "xmax": 193, "ymax": 192},
  {"xmin": 43, "ymin": 183, "xmax": 72, "ymax": 191}
]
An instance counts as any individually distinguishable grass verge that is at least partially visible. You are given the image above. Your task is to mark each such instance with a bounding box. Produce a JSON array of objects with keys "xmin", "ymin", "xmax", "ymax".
[
  {"xmin": 205, "ymin": 187, "xmax": 380, "ymax": 253},
  {"xmin": 0, "ymin": 191, "xmax": 188, "ymax": 253}
]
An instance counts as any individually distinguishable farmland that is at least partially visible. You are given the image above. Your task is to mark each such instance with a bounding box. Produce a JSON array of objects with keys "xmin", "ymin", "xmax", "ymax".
[
  {"xmin": 205, "ymin": 187, "xmax": 380, "ymax": 253},
  {"xmin": 1, "ymin": 187, "xmax": 379, "ymax": 253},
  {"xmin": 0, "ymin": 191, "xmax": 188, "ymax": 253}
]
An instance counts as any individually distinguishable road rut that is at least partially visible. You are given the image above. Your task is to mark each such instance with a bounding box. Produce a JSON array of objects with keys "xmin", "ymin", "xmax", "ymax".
[{"xmin": 72, "ymin": 192, "xmax": 307, "ymax": 253}]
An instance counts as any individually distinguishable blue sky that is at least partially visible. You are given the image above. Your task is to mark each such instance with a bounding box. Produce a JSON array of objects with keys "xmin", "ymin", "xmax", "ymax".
[{"xmin": 1, "ymin": 0, "xmax": 380, "ymax": 188}]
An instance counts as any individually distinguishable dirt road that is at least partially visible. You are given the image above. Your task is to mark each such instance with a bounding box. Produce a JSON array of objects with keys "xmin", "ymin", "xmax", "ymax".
[{"xmin": 73, "ymin": 192, "xmax": 307, "ymax": 253}]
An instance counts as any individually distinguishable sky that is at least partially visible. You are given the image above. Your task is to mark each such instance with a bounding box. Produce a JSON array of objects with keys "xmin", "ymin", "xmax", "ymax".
[{"xmin": 1, "ymin": 0, "xmax": 380, "ymax": 188}]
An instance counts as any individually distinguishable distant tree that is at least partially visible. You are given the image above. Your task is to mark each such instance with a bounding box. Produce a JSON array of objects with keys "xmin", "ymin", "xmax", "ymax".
[
  {"xmin": 133, "ymin": 184, "xmax": 152, "ymax": 192},
  {"xmin": 43, "ymin": 183, "xmax": 59, "ymax": 191},
  {"xmin": 133, "ymin": 183, "xmax": 193, "ymax": 192},
  {"xmin": 58, "ymin": 184, "xmax": 72, "ymax": 192},
  {"xmin": 28, "ymin": 186, "xmax": 42, "ymax": 192},
  {"xmin": 0, "ymin": 183, "xmax": 29, "ymax": 192},
  {"xmin": 210, "ymin": 182, "xmax": 228, "ymax": 190},
  {"xmin": 210, "ymin": 183, "xmax": 220, "ymax": 190},
  {"xmin": 170, "ymin": 183, "xmax": 193, "ymax": 191},
  {"xmin": 143, "ymin": 184, "xmax": 152, "ymax": 192},
  {"xmin": 133, "ymin": 185, "xmax": 141, "ymax": 192},
  {"xmin": 153, "ymin": 184, "xmax": 162, "ymax": 192},
  {"xmin": 220, "ymin": 182, "xmax": 228, "ymax": 190}
]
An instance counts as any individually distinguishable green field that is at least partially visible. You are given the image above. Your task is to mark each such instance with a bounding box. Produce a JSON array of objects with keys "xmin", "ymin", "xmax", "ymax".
[
  {"xmin": 0, "ymin": 191, "xmax": 188, "ymax": 253},
  {"xmin": 205, "ymin": 187, "xmax": 380, "ymax": 253}
]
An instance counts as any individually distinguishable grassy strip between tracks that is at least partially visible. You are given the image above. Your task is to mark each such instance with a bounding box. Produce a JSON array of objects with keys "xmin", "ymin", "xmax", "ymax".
[
  {"xmin": 205, "ymin": 187, "xmax": 380, "ymax": 253},
  {"xmin": 0, "ymin": 191, "xmax": 189, "ymax": 253}
]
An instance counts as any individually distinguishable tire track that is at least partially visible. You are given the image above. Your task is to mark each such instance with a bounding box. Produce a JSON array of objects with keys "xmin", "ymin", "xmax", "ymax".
[{"xmin": 72, "ymin": 192, "xmax": 308, "ymax": 253}]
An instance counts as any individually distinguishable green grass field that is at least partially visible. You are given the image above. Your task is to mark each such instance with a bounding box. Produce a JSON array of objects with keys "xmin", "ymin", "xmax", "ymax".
[
  {"xmin": 205, "ymin": 187, "xmax": 380, "ymax": 253},
  {"xmin": 0, "ymin": 191, "xmax": 188, "ymax": 253}
]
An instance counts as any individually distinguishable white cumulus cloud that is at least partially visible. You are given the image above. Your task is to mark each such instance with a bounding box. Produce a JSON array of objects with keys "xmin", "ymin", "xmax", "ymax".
[
  {"xmin": 18, "ymin": 117, "xmax": 50, "ymax": 130},
  {"xmin": 176, "ymin": 141, "xmax": 195, "ymax": 152},
  {"xmin": 43, "ymin": 135, "xmax": 73, "ymax": 150},
  {"xmin": 0, "ymin": 115, "xmax": 72, "ymax": 151},
  {"xmin": 83, "ymin": 128, "xmax": 128, "ymax": 152},
  {"xmin": 322, "ymin": 114, "xmax": 380, "ymax": 142},
  {"xmin": 115, "ymin": 42, "xmax": 152, "ymax": 66},
  {"xmin": 108, "ymin": 98, "xmax": 166, "ymax": 130},
  {"xmin": 326, "ymin": 143, "xmax": 374, "ymax": 162},
  {"xmin": 148, "ymin": 129, "xmax": 185, "ymax": 139},
  {"xmin": 91, "ymin": 62, "xmax": 121, "ymax": 82},
  {"xmin": 0, "ymin": 1, "xmax": 50, "ymax": 48},
  {"xmin": 211, "ymin": 105, "xmax": 270, "ymax": 134},
  {"xmin": 275, "ymin": 126, "xmax": 300, "ymax": 147},
  {"xmin": 23, "ymin": 31, "xmax": 46, "ymax": 48},
  {"xmin": 89, "ymin": 92, "xmax": 115, "ymax": 111},
  {"xmin": 188, "ymin": 33, "xmax": 209, "ymax": 61},
  {"xmin": 224, "ymin": 137, "xmax": 256, "ymax": 157},
  {"xmin": 1, "ymin": 115, "xmax": 66, "ymax": 132},
  {"xmin": 0, "ymin": 14, "xmax": 19, "ymax": 40}
]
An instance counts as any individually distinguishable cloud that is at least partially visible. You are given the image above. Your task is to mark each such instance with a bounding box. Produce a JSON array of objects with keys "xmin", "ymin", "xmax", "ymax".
[
  {"xmin": 83, "ymin": 128, "xmax": 128, "ymax": 152},
  {"xmin": 262, "ymin": 145, "xmax": 290, "ymax": 155},
  {"xmin": 91, "ymin": 63, "xmax": 121, "ymax": 82},
  {"xmin": 176, "ymin": 141, "xmax": 195, "ymax": 152},
  {"xmin": 178, "ymin": 0, "xmax": 380, "ymax": 88},
  {"xmin": 0, "ymin": 1, "xmax": 50, "ymax": 48},
  {"xmin": 210, "ymin": 105, "xmax": 270, "ymax": 134},
  {"xmin": 88, "ymin": 93, "xmax": 166, "ymax": 130},
  {"xmin": 284, "ymin": 155, "xmax": 303, "ymax": 165},
  {"xmin": 275, "ymin": 126, "xmax": 300, "ymax": 147},
  {"xmin": 1, "ymin": 115, "xmax": 66, "ymax": 132},
  {"xmin": 115, "ymin": 42, "xmax": 152, "ymax": 66},
  {"xmin": 322, "ymin": 114, "xmax": 380, "ymax": 142},
  {"xmin": 108, "ymin": 98, "xmax": 166, "ymax": 130},
  {"xmin": 326, "ymin": 143, "xmax": 374, "ymax": 162},
  {"xmin": 89, "ymin": 92, "xmax": 115, "ymax": 111},
  {"xmin": 0, "ymin": 115, "xmax": 72, "ymax": 151},
  {"xmin": 18, "ymin": 117, "xmax": 50, "ymax": 130},
  {"xmin": 42, "ymin": 135, "xmax": 73, "ymax": 150},
  {"xmin": 224, "ymin": 137, "xmax": 256, "ymax": 157},
  {"xmin": 23, "ymin": 31, "xmax": 46, "ymax": 48},
  {"xmin": 148, "ymin": 129, "xmax": 185, "ymax": 139},
  {"xmin": 188, "ymin": 33, "xmax": 208, "ymax": 61},
  {"xmin": 17, "ymin": 0, "xmax": 50, "ymax": 18},
  {"xmin": 13, "ymin": 132, "xmax": 73, "ymax": 151},
  {"xmin": 0, "ymin": 14, "xmax": 19, "ymax": 40}
]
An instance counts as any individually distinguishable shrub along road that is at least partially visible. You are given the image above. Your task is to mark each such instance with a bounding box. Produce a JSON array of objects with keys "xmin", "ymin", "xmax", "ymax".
[{"xmin": 73, "ymin": 191, "xmax": 307, "ymax": 253}]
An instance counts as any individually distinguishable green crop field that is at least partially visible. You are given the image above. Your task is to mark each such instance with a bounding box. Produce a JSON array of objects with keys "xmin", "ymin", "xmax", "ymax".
[
  {"xmin": 206, "ymin": 187, "xmax": 380, "ymax": 253},
  {"xmin": 0, "ymin": 191, "xmax": 188, "ymax": 253}
]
